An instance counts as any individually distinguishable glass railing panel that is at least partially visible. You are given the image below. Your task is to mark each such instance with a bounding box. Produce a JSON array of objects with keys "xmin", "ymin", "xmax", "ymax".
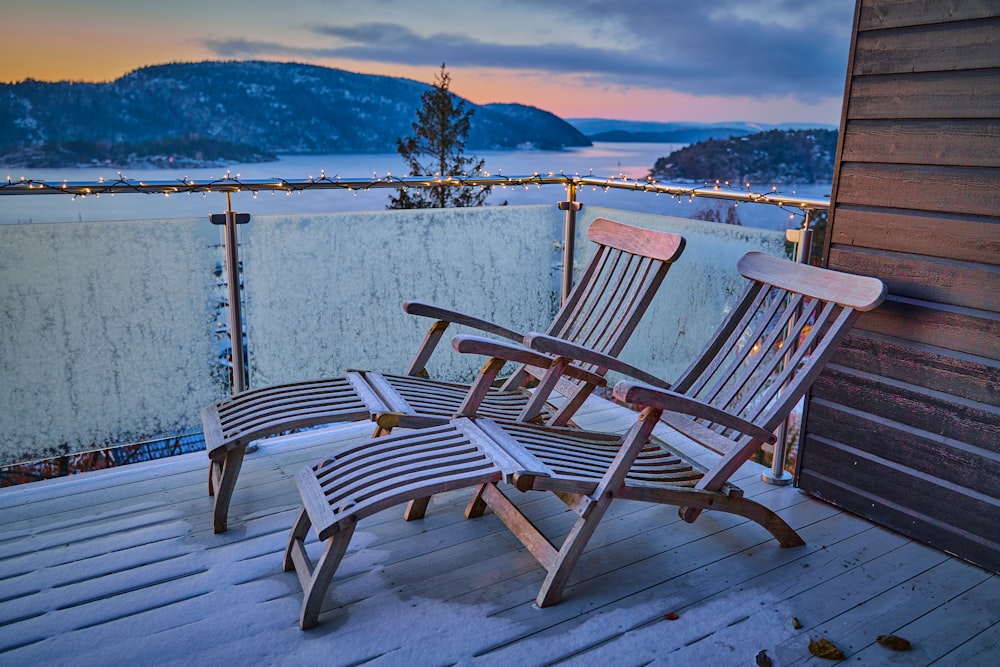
[
  {"xmin": 0, "ymin": 217, "xmax": 223, "ymax": 467},
  {"xmin": 241, "ymin": 205, "xmax": 565, "ymax": 387}
]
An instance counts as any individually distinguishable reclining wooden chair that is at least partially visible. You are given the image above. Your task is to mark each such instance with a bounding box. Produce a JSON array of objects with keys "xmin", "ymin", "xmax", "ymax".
[
  {"xmin": 284, "ymin": 251, "xmax": 885, "ymax": 629},
  {"xmin": 202, "ymin": 218, "xmax": 685, "ymax": 532}
]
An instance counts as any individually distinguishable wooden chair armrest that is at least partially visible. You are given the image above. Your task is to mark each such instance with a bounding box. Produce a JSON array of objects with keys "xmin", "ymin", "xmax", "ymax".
[
  {"xmin": 523, "ymin": 333, "xmax": 672, "ymax": 390},
  {"xmin": 403, "ymin": 301, "xmax": 524, "ymax": 342},
  {"xmin": 613, "ymin": 380, "xmax": 776, "ymax": 444},
  {"xmin": 452, "ymin": 335, "xmax": 607, "ymax": 387},
  {"xmin": 402, "ymin": 302, "xmax": 524, "ymax": 376}
]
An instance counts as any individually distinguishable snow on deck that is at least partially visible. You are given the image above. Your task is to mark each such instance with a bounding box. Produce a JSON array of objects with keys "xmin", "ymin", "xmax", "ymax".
[{"xmin": 1, "ymin": 398, "xmax": 997, "ymax": 666}]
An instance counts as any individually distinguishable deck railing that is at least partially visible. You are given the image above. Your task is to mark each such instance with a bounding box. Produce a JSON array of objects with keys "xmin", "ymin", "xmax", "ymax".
[{"xmin": 0, "ymin": 174, "xmax": 828, "ymax": 485}]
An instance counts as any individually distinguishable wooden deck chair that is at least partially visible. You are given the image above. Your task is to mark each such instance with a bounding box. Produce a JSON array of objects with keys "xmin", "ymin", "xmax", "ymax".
[
  {"xmin": 283, "ymin": 252, "xmax": 885, "ymax": 628},
  {"xmin": 203, "ymin": 218, "xmax": 685, "ymax": 532}
]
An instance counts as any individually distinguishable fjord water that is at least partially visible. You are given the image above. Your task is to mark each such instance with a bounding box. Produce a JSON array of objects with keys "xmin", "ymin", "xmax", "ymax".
[{"xmin": 1, "ymin": 142, "xmax": 830, "ymax": 229}]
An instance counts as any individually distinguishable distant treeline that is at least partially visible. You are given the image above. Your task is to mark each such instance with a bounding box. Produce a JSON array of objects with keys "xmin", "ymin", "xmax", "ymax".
[
  {"xmin": 0, "ymin": 135, "xmax": 275, "ymax": 168},
  {"xmin": 589, "ymin": 127, "xmax": 755, "ymax": 144},
  {"xmin": 650, "ymin": 129, "xmax": 838, "ymax": 184}
]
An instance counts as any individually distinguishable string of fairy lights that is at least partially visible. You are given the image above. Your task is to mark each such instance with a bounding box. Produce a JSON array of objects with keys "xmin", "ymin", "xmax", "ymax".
[{"xmin": 0, "ymin": 170, "xmax": 829, "ymax": 222}]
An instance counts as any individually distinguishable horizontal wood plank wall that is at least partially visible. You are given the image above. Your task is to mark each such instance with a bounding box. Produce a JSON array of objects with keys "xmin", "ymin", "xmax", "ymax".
[{"xmin": 798, "ymin": 0, "xmax": 1000, "ymax": 573}]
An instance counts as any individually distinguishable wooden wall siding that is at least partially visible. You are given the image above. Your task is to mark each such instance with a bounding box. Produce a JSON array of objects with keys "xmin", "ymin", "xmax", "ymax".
[
  {"xmin": 841, "ymin": 119, "xmax": 1000, "ymax": 167},
  {"xmin": 836, "ymin": 164, "xmax": 1000, "ymax": 216},
  {"xmin": 797, "ymin": 0, "xmax": 1000, "ymax": 574},
  {"xmin": 831, "ymin": 208, "xmax": 999, "ymax": 264},
  {"xmin": 848, "ymin": 70, "xmax": 1000, "ymax": 119},
  {"xmin": 833, "ymin": 331, "xmax": 998, "ymax": 406},
  {"xmin": 858, "ymin": 0, "xmax": 1000, "ymax": 30},
  {"xmin": 828, "ymin": 246, "xmax": 999, "ymax": 312},
  {"xmin": 809, "ymin": 396, "xmax": 999, "ymax": 498},
  {"xmin": 853, "ymin": 18, "xmax": 1000, "ymax": 74},
  {"xmin": 861, "ymin": 298, "xmax": 1000, "ymax": 360}
]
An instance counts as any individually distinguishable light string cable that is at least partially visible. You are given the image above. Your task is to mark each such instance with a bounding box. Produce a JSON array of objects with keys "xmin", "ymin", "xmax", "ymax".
[{"xmin": 2, "ymin": 171, "xmax": 827, "ymax": 221}]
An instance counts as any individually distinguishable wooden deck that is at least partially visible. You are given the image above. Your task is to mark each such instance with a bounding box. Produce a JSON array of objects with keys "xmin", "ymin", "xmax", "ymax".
[{"xmin": 1, "ymin": 397, "xmax": 997, "ymax": 666}]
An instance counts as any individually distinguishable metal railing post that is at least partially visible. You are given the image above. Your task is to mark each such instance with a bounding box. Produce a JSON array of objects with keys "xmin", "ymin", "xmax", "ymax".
[
  {"xmin": 557, "ymin": 183, "xmax": 582, "ymax": 304},
  {"xmin": 763, "ymin": 211, "xmax": 814, "ymax": 486},
  {"xmin": 210, "ymin": 194, "xmax": 250, "ymax": 395},
  {"xmin": 793, "ymin": 210, "xmax": 813, "ymax": 265}
]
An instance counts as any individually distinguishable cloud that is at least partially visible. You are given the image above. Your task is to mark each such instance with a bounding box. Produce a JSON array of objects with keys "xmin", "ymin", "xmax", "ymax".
[{"xmin": 204, "ymin": 0, "xmax": 853, "ymax": 103}]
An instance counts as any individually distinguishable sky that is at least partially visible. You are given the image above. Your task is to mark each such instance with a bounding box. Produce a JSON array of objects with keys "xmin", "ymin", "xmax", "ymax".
[{"xmin": 2, "ymin": 0, "xmax": 854, "ymax": 125}]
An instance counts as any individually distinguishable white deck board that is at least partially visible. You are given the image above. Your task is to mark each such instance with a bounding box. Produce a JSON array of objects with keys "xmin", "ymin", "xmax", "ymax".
[{"xmin": 0, "ymin": 397, "xmax": 996, "ymax": 666}]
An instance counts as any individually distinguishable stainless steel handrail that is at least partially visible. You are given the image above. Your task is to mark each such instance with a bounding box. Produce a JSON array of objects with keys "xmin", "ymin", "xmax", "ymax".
[{"xmin": 0, "ymin": 173, "xmax": 830, "ymax": 213}]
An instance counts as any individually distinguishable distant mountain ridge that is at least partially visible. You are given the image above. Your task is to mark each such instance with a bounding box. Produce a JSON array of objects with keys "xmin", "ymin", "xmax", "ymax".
[
  {"xmin": 0, "ymin": 61, "xmax": 591, "ymax": 167},
  {"xmin": 568, "ymin": 118, "xmax": 837, "ymax": 144}
]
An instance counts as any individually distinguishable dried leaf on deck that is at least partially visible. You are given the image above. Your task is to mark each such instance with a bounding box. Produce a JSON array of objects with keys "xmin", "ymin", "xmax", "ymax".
[
  {"xmin": 877, "ymin": 634, "xmax": 911, "ymax": 651},
  {"xmin": 663, "ymin": 612, "xmax": 679, "ymax": 621},
  {"xmin": 792, "ymin": 616, "xmax": 802, "ymax": 629},
  {"xmin": 755, "ymin": 649, "xmax": 773, "ymax": 666},
  {"xmin": 808, "ymin": 636, "xmax": 846, "ymax": 660}
]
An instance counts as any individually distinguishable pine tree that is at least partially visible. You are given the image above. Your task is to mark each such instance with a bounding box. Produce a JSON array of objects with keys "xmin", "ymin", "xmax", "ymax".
[{"xmin": 387, "ymin": 64, "xmax": 492, "ymax": 209}]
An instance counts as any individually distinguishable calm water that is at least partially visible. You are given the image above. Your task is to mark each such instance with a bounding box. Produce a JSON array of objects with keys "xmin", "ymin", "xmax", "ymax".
[{"xmin": 1, "ymin": 142, "xmax": 830, "ymax": 229}]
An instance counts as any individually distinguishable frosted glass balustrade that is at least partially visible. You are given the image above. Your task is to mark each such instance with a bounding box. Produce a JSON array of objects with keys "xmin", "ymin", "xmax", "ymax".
[
  {"xmin": 241, "ymin": 206, "xmax": 565, "ymax": 387},
  {"xmin": 0, "ymin": 218, "xmax": 221, "ymax": 465},
  {"xmin": 0, "ymin": 206, "xmax": 785, "ymax": 467},
  {"xmin": 241, "ymin": 206, "xmax": 786, "ymax": 391}
]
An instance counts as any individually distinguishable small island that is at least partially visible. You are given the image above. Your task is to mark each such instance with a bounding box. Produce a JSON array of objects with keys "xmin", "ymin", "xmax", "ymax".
[{"xmin": 650, "ymin": 129, "xmax": 838, "ymax": 184}]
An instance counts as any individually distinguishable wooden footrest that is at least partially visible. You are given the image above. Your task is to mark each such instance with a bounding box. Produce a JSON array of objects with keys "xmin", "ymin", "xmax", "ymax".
[
  {"xmin": 205, "ymin": 375, "xmax": 377, "ymax": 461},
  {"xmin": 285, "ymin": 421, "xmax": 505, "ymax": 629},
  {"xmin": 296, "ymin": 422, "xmax": 505, "ymax": 539},
  {"xmin": 202, "ymin": 373, "xmax": 402, "ymax": 533}
]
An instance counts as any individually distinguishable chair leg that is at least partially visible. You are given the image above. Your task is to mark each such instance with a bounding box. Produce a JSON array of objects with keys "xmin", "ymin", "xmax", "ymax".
[
  {"xmin": 464, "ymin": 483, "xmax": 490, "ymax": 518},
  {"xmin": 715, "ymin": 497, "xmax": 805, "ymax": 548},
  {"xmin": 403, "ymin": 497, "xmax": 431, "ymax": 520},
  {"xmin": 284, "ymin": 508, "xmax": 358, "ymax": 630},
  {"xmin": 302, "ymin": 522, "xmax": 355, "ymax": 630},
  {"xmin": 283, "ymin": 507, "xmax": 312, "ymax": 572},
  {"xmin": 670, "ymin": 492, "xmax": 804, "ymax": 548},
  {"xmin": 211, "ymin": 447, "xmax": 245, "ymax": 534},
  {"xmin": 536, "ymin": 494, "xmax": 614, "ymax": 608}
]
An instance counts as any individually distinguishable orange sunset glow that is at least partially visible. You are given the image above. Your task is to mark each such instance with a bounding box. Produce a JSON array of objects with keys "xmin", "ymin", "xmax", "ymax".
[{"xmin": 3, "ymin": 1, "xmax": 852, "ymax": 124}]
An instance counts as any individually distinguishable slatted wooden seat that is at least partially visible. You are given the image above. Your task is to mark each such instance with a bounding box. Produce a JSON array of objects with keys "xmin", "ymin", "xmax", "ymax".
[
  {"xmin": 283, "ymin": 251, "xmax": 885, "ymax": 627},
  {"xmin": 284, "ymin": 419, "xmax": 515, "ymax": 630},
  {"xmin": 203, "ymin": 217, "xmax": 685, "ymax": 533}
]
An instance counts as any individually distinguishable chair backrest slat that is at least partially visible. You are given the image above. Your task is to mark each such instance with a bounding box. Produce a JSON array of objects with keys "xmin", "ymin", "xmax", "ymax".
[
  {"xmin": 519, "ymin": 218, "xmax": 683, "ymax": 387},
  {"xmin": 593, "ymin": 259, "xmax": 657, "ymax": 356},
  {"xmin": 496, "ymin": 220, "xmax": 683, "ymax": 418},
  {"xmin": 754, "ymin": 304, "xmax": 857, "ymax": 432},
  {"xmin": 547, "ymin": 244, "xmax": 613, "ymax": 339},
  {"xmin": 718, "ymin": 291, "xmax": 812, "ymax": 419},
  {"xmin": 577, "ymin": 250, "xmax": 639, "ymax": 348},
  {"xmin": 569, "ymin": 253, "xmax": 660, "ymax": 363},
  {"xmin": 730, "ymin": 294, "xmax": 819, "ymax": 421},
  {"xmin": 728, "ymin": 298, "xmax": 832, "ymax": 430},
  {"xmin": 661, "ymin": 251, "xmax": 886, "ymax": 493},
  {"xmin": 695, "ymin": 287, "xmax": 792, "ymax": 408},
  {"xmin": 674, "ymin": 281, "xmax": 768, "ymax": 397},
  {"xmin": 553, "ymin": 246, "xmax": 629, "ymax": 347}
]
